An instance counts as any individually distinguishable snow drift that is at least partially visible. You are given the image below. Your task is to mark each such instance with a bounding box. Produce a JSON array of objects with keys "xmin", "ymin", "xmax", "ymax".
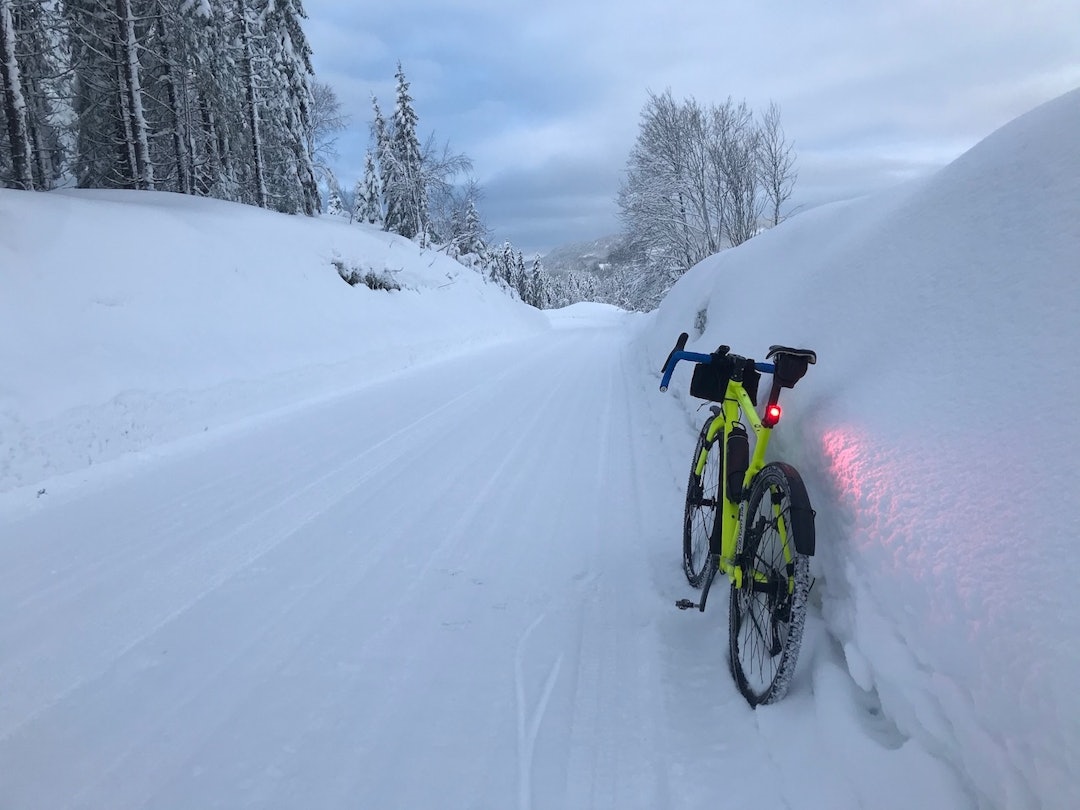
[
  {"xmin": 642, "ymin": 87, "xmax": 1080, "ymax": 809},
  {"xmin": 0, "ymin": 190, "xmax": 546, "ymax": 492}
]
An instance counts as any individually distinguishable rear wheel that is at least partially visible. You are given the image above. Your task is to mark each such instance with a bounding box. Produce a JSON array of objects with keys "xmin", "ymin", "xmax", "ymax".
[
  {"xmin": 683, "ymin": 414, "xmax": 721, "ymax": 587},
  {"xmin": 729, "ymin": 462, "xmax": 813, "ymax": 705}
]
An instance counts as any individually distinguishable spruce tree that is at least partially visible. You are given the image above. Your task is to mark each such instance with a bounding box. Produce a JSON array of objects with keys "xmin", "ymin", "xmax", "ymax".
[
  {"xmin": 261, "ymin": 0, "xmax": 319, "ymax": 214},
  {"xmin": 386, "ymin": 62, "xmax": 425, "ymax": 239},
  {"xmin": 351, "ymin": 177, "xmax": 363, "ymax": 222},
  {"xmin": 325, "ymin": 174, "xmax": 345, "ymax": 216},
  {"xmin": 360, "ymin": 149, "xmax": 381, "ymax": 225},
  {"xmin": 233, "ymin": 0, "xmax": 268, "ymax": 206},
  {"xmin": 185, "ymin": 0, "xmax": 237, "ymax": 199},
  {"xmin": 0, "ymin": 0, "xmax": 34, "ymax": 188},
  {"xmin": 457, "ymin": 197, "xmax": 485, "ymax": 256},
  {"xmin": 11, "ymin": 0, "xmax": 69, "ymax": 188},
  {"xmin": 63, "ymin": 0, "xmax": 154, "ymax": 189},
  {"xmin": 141, "ymin": 0, "xmax": 194, "ymax": 194},
  {"xmin": 371, "ymin": 94, "xmax": 393, "ymax": 226},
  {"xmin": 528, "ymin": 258, "xmax": 547, "ymax": 308},
  {"xmin": 116, "ymin": 0, "xmax": 154, "ymax": 188}
]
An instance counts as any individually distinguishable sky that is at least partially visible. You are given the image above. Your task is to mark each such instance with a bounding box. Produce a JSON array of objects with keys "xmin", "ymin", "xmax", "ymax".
[{"xmin": 303, "ymin": 1, "xmax": 1080, "ymax": 255}]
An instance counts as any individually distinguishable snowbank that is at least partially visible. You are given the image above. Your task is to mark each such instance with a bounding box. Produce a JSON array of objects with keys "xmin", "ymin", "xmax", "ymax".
[
  {"xmin": 641, "ymin": 87, "xmax": 1080, "ymax": 809},
  {"xmin": 545, "ymin": 300, "xmax": 643, "ymax": 330},
  {"xmin": 0, "ymin": 190, "xmax": 547, "ymax": 492}
]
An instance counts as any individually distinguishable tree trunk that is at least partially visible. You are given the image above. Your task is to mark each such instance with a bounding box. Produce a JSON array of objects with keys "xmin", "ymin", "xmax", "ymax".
[
  {"xmin": 195, "ymin": 93, "xmax": 216, "ymax": 195},
  {"xmin": 24, "ymin": 71, "xmax": 52, "ymax": 188},
  {"xmin": 115, "ymin": 0, "xmax": 153, "ymax": 189},
  {"xmin": 0, "ymin": 0, "xmax": 35, "ymax": 189},
  {"xmin": 237, "ymin": 0, "xmax": 266, "ymax": 208},
  {"xmin": 154, "ymin": 5, "xmax": 190, "ymax": 194}
]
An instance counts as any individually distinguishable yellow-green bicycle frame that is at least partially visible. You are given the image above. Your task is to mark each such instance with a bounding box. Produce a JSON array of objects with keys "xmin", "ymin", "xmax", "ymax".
[{"xmin": 695, "ymin": 378, "xmax": 785, "ymax": 590}]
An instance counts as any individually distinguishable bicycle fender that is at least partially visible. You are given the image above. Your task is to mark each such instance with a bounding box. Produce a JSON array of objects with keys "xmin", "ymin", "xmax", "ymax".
[
  {"xmin": 772, "ymin": 462, "xmax": 816, "ymax": 556},
  {"xmin": 788, "ymin": 504, "xmax": 816, "ymax": 556}
]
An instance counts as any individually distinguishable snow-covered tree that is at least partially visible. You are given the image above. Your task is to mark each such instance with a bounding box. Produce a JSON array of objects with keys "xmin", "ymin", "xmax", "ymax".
[
  {"xmin": 260, "ymin": 0, "xmax": 320, "ymax": 215},
  {"xmin": 512, "ymin": 250, "xmax": 528, "ymax": 300},
  {"xmin": 362, "ymin": 66, "xmax": 473, "ymax": 247},
  {"xmin": 383, "ymin": 62, "xmax": 425, "ymax": 239},
  {"xmin": 186, "ymin": 0, "xmax": 241, "ymax": 199},
  {"xmin": 370, "ymin": 94, "xmax": 392, "ymax": 222},
  {"xmin": 0, "ymin": 0, "xmax": 34, "ymax": 188},
  {"xmin": 350, "ymin": 177, "xmax": 363, "ymax": 223},
  {"xmin": 117, "ymin": 0, "xmax": 153, "ymax": 188},
  {"xmin": 419, "ymin": 135, "xmax": 471, "ymax": 243},
  {"xmin": 617, "ymin": 90, "xmax": 795, "ymax": 291},
  {"xmin": 1, "ymin": 0, "xmax": 325, "ymax": 209},
  {"xmin": 325, "ymin": 176, "xmax": 345, "ymax": 216},
  {"xmin": 63, "ymin": 0, "xmax": 154, "ymax": 189},
  {"xmin": 758, "ymin": 100, "xmax": 797, "ymax": 227},
  {"xmin": 454, "ymin": 196, "xmax": 485, "ymax": 257},
  {"xmin": 527, "ymin": 257, "xmax": 550, "ymax": 308},
  {"xmin": 232, "ymin": 0, "xmax": 268, "ymax": 206},
  {"xmin": 8, "ymin": 0, "xmax": 69, "ymax": 189},
  {"xmin": 133, "ymin": 0, "xmax": 180, "ymax": 193},
  {"xmin": 309, "ymin": 79, "xmax": 345, "ymax": 179},
  {"xmin": 358, "ymin": 149, "xmax": 381, "ymax": 225}
]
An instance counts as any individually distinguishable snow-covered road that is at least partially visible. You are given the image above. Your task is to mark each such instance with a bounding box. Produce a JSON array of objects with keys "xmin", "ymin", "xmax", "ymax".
[{"xmin": 0, "ymin": 322, "xmax": 971, "ymax": 809}]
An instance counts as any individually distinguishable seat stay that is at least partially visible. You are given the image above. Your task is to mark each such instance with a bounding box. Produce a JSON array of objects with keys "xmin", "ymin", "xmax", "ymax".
[{"xmin": 732, "ymin": 382, "xmax": 772, "ymax": 489}]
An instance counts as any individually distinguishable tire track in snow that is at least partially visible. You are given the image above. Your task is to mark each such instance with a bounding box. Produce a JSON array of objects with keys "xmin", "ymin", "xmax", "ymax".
[
  {"xmin": 0, "ymin": 346, "xmax": 536, "ymax": 743},
  {"xmin": 139, "ymin": 338, "xmax": 587, "ymax": 809},
  {"xmin": 515, "ymin": 612, "xmax": 564, "ymax": 810}
]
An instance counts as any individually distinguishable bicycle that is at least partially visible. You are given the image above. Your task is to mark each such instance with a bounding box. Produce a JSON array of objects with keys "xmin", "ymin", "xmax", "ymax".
[{"xmin": 659, "ymin": 332, "xmax": 817, "ymax": 705}]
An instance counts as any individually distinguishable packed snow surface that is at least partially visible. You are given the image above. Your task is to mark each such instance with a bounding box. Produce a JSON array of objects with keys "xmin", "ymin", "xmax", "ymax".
[{"xmin": 2, "ymin": 88, "xmax": 1079, "ymax": 809}]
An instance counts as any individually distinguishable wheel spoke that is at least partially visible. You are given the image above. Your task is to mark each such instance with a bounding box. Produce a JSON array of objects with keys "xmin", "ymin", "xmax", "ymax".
[
  {"xmin": 729, "ymin": 463, "xmax": 812, "ymax": 706},
  {"xmin": 683, "ymin": 425, "xmax": 722, "ymax": 587}
]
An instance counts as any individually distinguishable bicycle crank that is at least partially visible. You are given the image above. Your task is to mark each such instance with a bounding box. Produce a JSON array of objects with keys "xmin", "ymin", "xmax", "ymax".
[{"xmin": 675, "ymin": 554, "xmax": 720, "ymax": 612}]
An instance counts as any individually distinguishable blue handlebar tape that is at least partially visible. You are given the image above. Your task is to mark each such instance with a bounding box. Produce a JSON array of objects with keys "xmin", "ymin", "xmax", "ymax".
[{"xmin": 659, "ymin": 351, "xmax": 776, "ymax": 391}]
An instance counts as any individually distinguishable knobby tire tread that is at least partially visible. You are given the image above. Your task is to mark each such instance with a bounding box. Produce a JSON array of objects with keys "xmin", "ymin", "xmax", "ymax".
[
  {"xmin": 728, "ymin": 461, "xmax": 813, "ymax": 706},
  {"xmin": 682, "ymin": 417, "xmax": 720, "ymax": 587}
]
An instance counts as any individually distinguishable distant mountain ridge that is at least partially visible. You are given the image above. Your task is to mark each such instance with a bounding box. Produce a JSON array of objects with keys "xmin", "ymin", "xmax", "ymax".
[{"xmin": 539, "ymin": 234, "xmax": 629, "ymax": 278}]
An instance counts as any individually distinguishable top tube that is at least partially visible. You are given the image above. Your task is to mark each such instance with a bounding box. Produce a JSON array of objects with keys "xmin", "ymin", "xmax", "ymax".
[{"xmin": 660, "ymin": 350, "xmax": 775, "ymax": 391}]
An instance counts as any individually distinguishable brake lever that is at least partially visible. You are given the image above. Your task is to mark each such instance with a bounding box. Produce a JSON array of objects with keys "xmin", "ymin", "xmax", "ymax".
[{"xmin": 660, "ymin": 332, "xmax": 689, "ymax": 374}]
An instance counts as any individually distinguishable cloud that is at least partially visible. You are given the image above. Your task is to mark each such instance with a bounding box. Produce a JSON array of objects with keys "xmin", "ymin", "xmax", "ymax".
[
  {"xmin": 304, "ymin": 0, "xmax": 1080, "ymax": 253},
  {"xmin": 481, "ymin": 158, "xmax": 624, "ymax": 256}
]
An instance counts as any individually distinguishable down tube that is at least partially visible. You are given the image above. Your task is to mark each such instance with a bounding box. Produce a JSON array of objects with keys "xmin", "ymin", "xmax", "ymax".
[{"xmin": 718, "ymin": 393, "xmax": 742, "ymax": 571}]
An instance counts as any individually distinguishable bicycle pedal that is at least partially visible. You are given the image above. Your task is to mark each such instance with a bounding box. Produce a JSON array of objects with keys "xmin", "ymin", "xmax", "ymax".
[{"xmin": 675, "ymin": 599, "xmax": 699, "ymax": 611}]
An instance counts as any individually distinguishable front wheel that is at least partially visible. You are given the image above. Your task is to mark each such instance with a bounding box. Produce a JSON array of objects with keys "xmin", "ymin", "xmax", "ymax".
[
  {"xmin": 682, "ymin": 414, "xmax": 721, "ymax": 587},
  {"xmin": 729, "ymin": 462, "xmax": 814, "ymax": 705}
]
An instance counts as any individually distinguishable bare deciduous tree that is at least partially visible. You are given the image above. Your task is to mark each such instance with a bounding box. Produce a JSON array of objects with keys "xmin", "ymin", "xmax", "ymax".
[
  {"xmin": 419, "ymin": 134, "xmax": 472, "ymax": 242},
  {"xmin": 758, "ymin": 101, "xmax": 797, "ymax": 227},
  {"xmin": 617, "ymin": 90, "xmax": 797, "ymax": 296},
  {"xmin": 309, "ymin": 79, "xmax": 346, "ymax": 175}
]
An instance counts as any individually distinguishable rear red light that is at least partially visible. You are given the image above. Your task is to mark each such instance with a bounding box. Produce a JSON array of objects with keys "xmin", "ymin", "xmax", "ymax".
[{"xmin": 764, "ymin": 404, "xmax": 782, "ymax": 427}]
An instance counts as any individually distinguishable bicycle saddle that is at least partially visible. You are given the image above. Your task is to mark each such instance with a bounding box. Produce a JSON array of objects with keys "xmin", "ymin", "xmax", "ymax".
[{"xmin": 767, "ymin": 345, "xmax": 817, "ymax": 365}]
